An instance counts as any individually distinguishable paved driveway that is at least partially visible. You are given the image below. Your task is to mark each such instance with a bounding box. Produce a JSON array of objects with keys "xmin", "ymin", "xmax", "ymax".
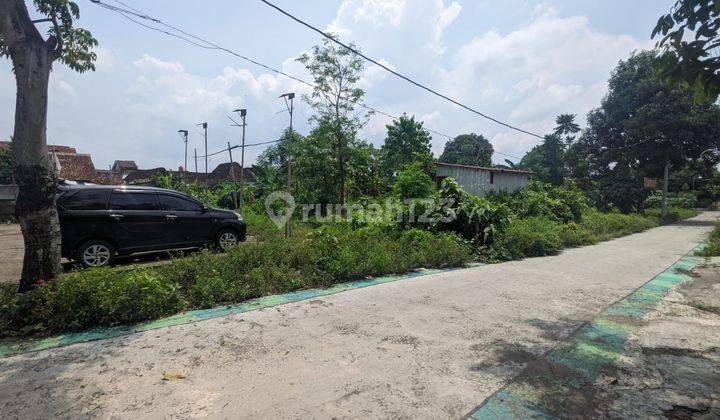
[{"xmin": 0, "ymin": 213, "xmax": 716, "ymax": 418}]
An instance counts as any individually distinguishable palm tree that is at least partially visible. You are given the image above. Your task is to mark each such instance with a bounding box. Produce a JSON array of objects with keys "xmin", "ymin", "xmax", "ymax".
[{"xmin": 554, "ymin": 114, "xmax": 581, "ymax": 144}]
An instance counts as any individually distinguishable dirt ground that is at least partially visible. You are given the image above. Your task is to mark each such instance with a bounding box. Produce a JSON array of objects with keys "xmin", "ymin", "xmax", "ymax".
[
  {"xmin": 597, "ymin": 262, "xmax": 720, "ymax": 418},
  {"xmin": 0, "ymin": 223, "xmax": 22, "ymax": 284},
  {"xmin": 0, "ymin": 212, "xmax": 716, "ymax": 418},
  {"xmin": 0, "ymin": 223, "xmax": 179, "ymax": 285}
]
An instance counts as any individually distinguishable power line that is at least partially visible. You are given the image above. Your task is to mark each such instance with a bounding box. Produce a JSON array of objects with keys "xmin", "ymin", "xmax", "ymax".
[
  {"xmin": 89, "ymin": 0, "xmax": 525, "ymax": 161},
  {"xmin": 259, "ymin": 0, "xmax": 544, "ymax": 140}
]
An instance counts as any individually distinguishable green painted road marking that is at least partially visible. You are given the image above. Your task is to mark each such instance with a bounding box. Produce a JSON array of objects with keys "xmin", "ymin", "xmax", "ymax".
[
  {"xmin": 0, "ymin": 263, "xmax": 483, "ymax": 358},
  {"xmin": 468, "ymin": 246, "xmax": 705, "ymax": 419}
]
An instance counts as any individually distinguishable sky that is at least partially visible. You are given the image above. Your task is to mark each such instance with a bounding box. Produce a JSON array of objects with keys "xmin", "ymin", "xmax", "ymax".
[{"xmin": 0, "ymin": 0, "xmax": 671, "ymax": 171}]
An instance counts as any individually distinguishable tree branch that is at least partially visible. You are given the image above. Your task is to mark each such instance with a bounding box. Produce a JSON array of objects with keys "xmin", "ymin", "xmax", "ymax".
[{"xmin": 47, "ymin": 11, "xmax": 63, "ymax": 61}]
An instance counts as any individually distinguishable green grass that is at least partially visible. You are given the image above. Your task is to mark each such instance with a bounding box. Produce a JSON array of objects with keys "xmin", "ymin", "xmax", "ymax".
[
  {"xmin": 0, "ymin": 206, "xmax": 700, "ymax": 339},
  {"xmin": 0, "ymin": 223, "xmax": 471, "ymax": 338},
  {"xmin": 696, "ymin": 221, "xmax": 720, "ymax": 257},
  {"xmin": 488, "ymin": 207, "xmax": 698, "ymax": 262}
]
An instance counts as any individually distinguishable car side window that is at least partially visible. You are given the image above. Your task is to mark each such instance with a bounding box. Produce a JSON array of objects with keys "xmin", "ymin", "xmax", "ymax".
[
  {"xmin": 60, "ymin": 189, "xmax": 110, "ymax": 210},
  {"xmin": 157, "ymin": 194, "xmax": 202, "ymax": 212},
  {"xmin": 109, "ymin": 191, "xmax": 160, "ymax": 211}
]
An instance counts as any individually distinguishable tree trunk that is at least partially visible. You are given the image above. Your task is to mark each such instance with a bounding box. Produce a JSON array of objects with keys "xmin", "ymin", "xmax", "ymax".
[
  {"xmin": 11, "ymin": 38, "xmax": 61, "ymax": 292},
  {"xmin": 661, "ymin": 159, "xmax": 670, "ymax": 220}
]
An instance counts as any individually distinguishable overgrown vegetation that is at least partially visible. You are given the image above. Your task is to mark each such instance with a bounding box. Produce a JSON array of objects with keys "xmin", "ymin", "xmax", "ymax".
[{"xmin": 0, "ymin": 223, "xmax": 471, "ymax": 338}]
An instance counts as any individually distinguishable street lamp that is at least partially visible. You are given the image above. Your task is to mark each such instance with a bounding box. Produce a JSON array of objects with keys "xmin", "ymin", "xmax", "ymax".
[{"xmin": 177, "ymin": 130, "xmax": 189, "ymax": 171}]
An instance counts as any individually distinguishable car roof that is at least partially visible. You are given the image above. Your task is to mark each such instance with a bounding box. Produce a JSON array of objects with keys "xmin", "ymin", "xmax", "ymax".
[{"xmin": 59, "ymin": 184, "xmax": 198, "ymax": 198}]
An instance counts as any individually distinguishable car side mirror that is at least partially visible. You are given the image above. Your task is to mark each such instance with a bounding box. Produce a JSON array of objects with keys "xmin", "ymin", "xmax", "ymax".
[{"xmin": 201, "ymin": 205, "xmax": 209, "ymax": 213}]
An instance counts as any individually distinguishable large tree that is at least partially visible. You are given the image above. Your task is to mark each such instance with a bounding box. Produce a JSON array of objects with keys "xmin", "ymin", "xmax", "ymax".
[
  {"xmin": 439, "ymin": 133, "xmax": 494, "ymax": 167},
  {"xmin": 297, "ymin": 36, "xmax": 369, "ymax": 206},
  {"xmin": 0, "ymin": 0, "xmax": 97, "ymax": 292},
  {"xmin": 518, "ymin": 134, "xmax": 566, "ymax": 185},
  {"xmin": 380, "ymin": 114, "xmax": 434, "ymax": 178},
  {"xmin": 653, "ymin": 0, "xmax": 720, "ymax": 103},
  {"xmin": 584, "ymin": 50, "xmax": 720, "ymax": 213}
]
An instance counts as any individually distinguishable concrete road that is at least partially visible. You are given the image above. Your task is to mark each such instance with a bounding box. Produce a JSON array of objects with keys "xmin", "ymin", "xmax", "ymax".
[{"xmin": 0, "ymin": 212, "xmax": 716, "ymax": 419}]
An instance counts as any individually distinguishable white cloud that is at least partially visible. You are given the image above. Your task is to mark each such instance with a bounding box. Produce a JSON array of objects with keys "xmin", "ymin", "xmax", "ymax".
[
  {"xmin": 429, "ymin": 1, "xmax": 461, "ymax": 54},
  {"xmin": 0, "ymin": 1, "xmax": 657, "ymax": 170},
  {"xmin": 431, "ymin": 5, "xmax": 650, "ymax": 159}
]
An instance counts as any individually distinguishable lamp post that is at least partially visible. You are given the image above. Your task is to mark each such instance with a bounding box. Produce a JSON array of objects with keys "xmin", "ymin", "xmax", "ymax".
[
  {"xmin": 177, "ymin": 130, "xmax": 188, "ymax": 171},
  {"xmin": 197, "ymin": 122, "xmax": 208, "ymax": 173},
  {"xmin": 233, "ymin": 108, "xmax": 247, "ymax": 211}
]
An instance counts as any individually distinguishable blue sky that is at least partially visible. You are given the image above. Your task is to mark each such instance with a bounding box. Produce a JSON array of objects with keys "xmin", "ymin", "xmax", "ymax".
[{"xmin": 0, "ymin": 0, "xmax": 670, "ymax": 170}]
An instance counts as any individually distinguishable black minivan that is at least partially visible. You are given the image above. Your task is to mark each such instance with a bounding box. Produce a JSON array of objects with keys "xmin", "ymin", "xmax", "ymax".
[{"xmin": 57, "ymin": 185, "xmax": 246, "ymax": 267}]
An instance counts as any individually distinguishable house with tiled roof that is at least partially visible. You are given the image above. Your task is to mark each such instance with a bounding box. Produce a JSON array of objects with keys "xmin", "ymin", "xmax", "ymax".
[
  {"xmin": 0, "ymin": 140, "xmax": 119, "ymax": 185},
  {"xmin": 124, "ymin": 162, "xmax": 256, "ymax": 186}
]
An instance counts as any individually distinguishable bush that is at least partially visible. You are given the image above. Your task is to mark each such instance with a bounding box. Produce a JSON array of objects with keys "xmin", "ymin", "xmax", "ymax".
[
  {"xmin": 487, "ymin": 180, "xmax": 588, "ymax": 223},
  {"xmin": 560, "ymin": 222, "xmax": 597, "ymax": 247},
  {"xmin": 51, "ymin": 268, "xmax": 183, "ymax": 330},
  {"xmin": 435, "ymin": 178, "xmax": 510, "ymax": 244},
  {"xmin": 392, "ymin": 163, "xmax": 435, "ymax": 199},
  {"xmin": 580, "ymin": 210, "xmax": 657, "ymax": 241},
  {"xmin": 645, "ymin": 191, "xmax": 697, "ymax": 209},
  {"xmin": 494, "ymin": 217, "xmax": 564, "ymax": 260}
]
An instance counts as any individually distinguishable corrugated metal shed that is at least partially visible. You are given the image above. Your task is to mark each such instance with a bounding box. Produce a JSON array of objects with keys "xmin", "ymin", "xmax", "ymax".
[{"xmin": 436, "ymin": 162, "xmax": 532, "ymax": 196}]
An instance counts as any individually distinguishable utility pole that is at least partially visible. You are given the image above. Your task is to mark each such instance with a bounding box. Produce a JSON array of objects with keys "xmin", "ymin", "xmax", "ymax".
[
  {"xmin": 178, "ymin": 130, "xmax": 189, "ymax": 171},
  {"xmin": 227, "ymin": 141, "xmax": 238, "ymax": 210},
  {"xmin": 194, "ymin": 148, "xmax": 198, "ymax": 173},
  {"xmin": 232, "ymin": 108, "xmax": 247, "ymax": 211},
  {"xmin": 280, "ymin": 92, "xmax": 295, "ymax": 238},
  {"xmin": 198, "ymin": 122, "xmax": 208, "ymax": 173}
]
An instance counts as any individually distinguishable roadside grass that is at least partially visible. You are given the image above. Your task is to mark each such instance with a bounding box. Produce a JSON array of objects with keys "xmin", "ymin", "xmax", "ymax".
[
  {"xmin": 0, "ymin": 224, "xmax": 471, "ymax": 338},
  {"xmin": 0, "ymin": 204, "xmax": 700, "ymax": 340},
  {"xmin": 696, "ymin": 221, "xmax": 720, "ymax": 257},
  {"xmin": 487, "ymin": 207, "xmax": 699, "ymax": 261}
]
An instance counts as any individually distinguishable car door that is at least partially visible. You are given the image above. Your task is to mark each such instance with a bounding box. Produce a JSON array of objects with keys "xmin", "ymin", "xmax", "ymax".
[
  {"xmin": 57, "ymin": 188, "xmax": 112, "ymax": 255},
  {"xmin": 156, "ymin": 193, "xmax": 214, "ymax": 246},
  {"xmin": 108, "ymin": 190, "xmax": 170, "ymax": 252}
]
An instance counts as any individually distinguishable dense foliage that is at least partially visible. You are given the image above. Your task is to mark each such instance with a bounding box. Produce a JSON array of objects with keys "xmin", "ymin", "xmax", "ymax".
[
  {"xmin": 653, "ymin": 0, "xmax": 720, "ymax": 103},
  {"xmin": 439, "ymin": 133, "xmax": 494, "ymax": 167}
]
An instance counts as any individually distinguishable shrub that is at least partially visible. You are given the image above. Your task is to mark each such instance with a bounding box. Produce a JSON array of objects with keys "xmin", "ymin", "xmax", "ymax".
[
  {"xmin": 50, "ymin": 268, "xmax": 183, "ymax": 331},
  {"xmin": 435, "ymin": 178, "xmax": 510, "ymax": 244},
  {"xmin": 495, "ymin": 217, "xmax": 564, "ymax": 260},
  {"xmin": 645, "ymin": 191, "xmax": 697, "ymax": 209},
  {"xmin": 487, "ymin": 180, "xmax": 588, "ymax": 223},
  {"xmin": 580, "ymin": 210, "xmax": 657, "ymax": 241},
  {"xmin": 560, "ymin": 222, "xmax": 597, "ymax": 247},
  {"xmin": 392, "ymin": 163, "xmax": 435, "ymax": 199}
]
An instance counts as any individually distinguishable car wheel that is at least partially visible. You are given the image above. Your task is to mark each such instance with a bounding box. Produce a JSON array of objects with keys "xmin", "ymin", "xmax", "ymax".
[
  {"xmin": 78, "ymin": 240, "xmax": 114, "ymax": 268},
  {"xmin": 216, "ymin": 229, "xmax": 240, "ymax": 250}
]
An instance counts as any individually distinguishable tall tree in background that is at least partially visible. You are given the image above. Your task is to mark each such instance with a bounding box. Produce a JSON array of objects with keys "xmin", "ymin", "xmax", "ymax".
[
  {"xmin": 584, "ymin": 51, "xmax": 720, "ymax": 213},
  {"xmin": 439, "ymin": 133, "xmax": 494, "ymax": 167},
  {"xmin": 0, "ymin": 141, "xmax": 12, "ymax": 184},
  {"xmin": 554, "ymin": 113, "xmax": 581, "ymax": 144},
  {"xmin": 298, "ymin": 37, "xmax": 369, "ymax": 206},
  {"xmin": 653, "ymin": 0, "xmax": 720, "ymax": 103},
  {"xmin": 518, "ymin": 134, "xmax": 566, "ymax": 185},
  {"xmin": 380, "ymin": 114, "xmax": 434, "ymax": 178},
  {"xmin": 0, "ymin": 0, "xmax": 97, "ymax": 292}
]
